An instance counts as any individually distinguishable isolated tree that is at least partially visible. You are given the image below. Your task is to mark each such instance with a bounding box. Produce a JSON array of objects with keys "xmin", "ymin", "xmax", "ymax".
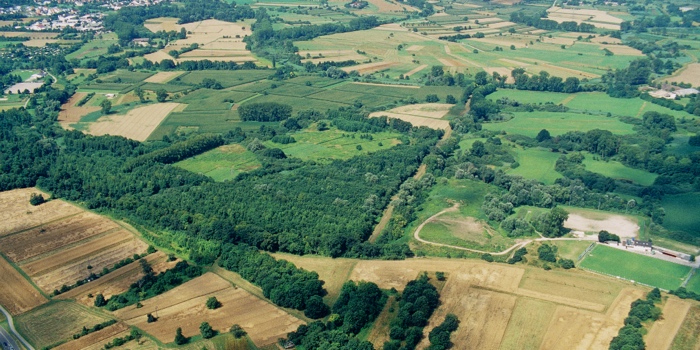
[
  {"xmin": 94, "ymin": 293, "xmax": 107, "ymax": 307},
  {"xmin": 156, "ymin": 89, "xmax": 168, "ymax": 103},
  {"xmin": 535, "ymin": 129, "xmax": 552, "ymax": 142},
  {"xmin": 206, "ymin": 296, "xmax": 221, "ymax": 309},
  {"xmin": 230, "ymin": 324, "xmax": 246, "ymax": 338},
  {"xmin": 134, "ymin": 87, "xmax": 145, "ymax": 103},
  {"xmin": 147, "ymin": 313, "xmax": 157, "ymax": 323},
  {"xmin": 100, "ymin": 99, "xmax": 111, "ymax": 114},
  {"xmin": 29, "ymin": 193, "xmax": 45, "ymax": 206},
  {"xmin": 559, "ymin": 258, "xmax": 575, "ymax": 269},
  {"xmin": 436, "ymin": 272, "xmax": 446, "ymax": 281},
  {"xmin": 174, "ymin": 327, "xmax": 188, "ymax": 345},
  {"xmin": 200, "ymin": 322, "xmax": 215, "ymax": 339}
]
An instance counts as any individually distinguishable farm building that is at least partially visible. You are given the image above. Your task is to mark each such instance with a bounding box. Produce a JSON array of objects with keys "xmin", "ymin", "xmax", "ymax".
[
  {"xmin": 625, "ymin": 238, "xmax": 652, "ymax": 248},
  {"xmin": 654, "ymin": 246, "xmax": 694, "ymax": 261}
]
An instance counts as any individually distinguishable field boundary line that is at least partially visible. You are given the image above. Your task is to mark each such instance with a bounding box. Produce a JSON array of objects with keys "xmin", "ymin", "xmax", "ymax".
[
  {"xmin": 0, "ymin": 252, "xmax": 49, "ymax": 299},
  {"xmin": 0, "ymin": 211, "xmax": 83, "ymax": 239}
]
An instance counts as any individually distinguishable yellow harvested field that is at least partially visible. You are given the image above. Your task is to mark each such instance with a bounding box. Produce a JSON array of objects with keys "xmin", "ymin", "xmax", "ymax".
[
  {"xmin": 603, "ymin": 45, "xmax": 644, "ymax": 56},
  {"xmin": 53, "ymin": 322, "xmax": 130, "ymax": 350},
  {"xmin": 57, "ymin": 252, "xmax": 176, "ymax": 305},
  {"xmin": 143, "ymin": 17, "xmax": 180, "ymax": 32},
  {"xmin": 540, "ymin": 306, "xmax": 605, "ymax": 349},
  {"xmin": 342, "ymin": 61, "xmax": 399, "ymax": 74},
  {"xmin": 0, "ymin": 31, "xmax": 61, "ymax": 47},
  {"xmin": 143, "ymin": 50, "xmax": 173, "ymax": 64},
  {"xmin": 143, "ymin": 71, "xmax": 184, "ymax": 83},
  {"xmin": 499, "ymin": 298, "xmax": 556, "ymax": 350},
  {"xmin": 31, "ymin": 238, "xmax": 148, "ymax": 293},
  {"xmin": 0, "ymin": 212, "xmax": 120, "ymax": 262},
  {"xmin": 367, "ymin": 296, "xmax": 396, "ymax": 348},
  {"xmin": 390, "ymin": 103, "xmax": 453, "ymax": 119},
  {"xmin": 404, "ymin": 64, "xmax": 428, "ymax": 77},
  {"xmin": 564, "ymin": 212, "xmax": 639, "ymax": 238},
  {"xmin": 87, "ymin": 102, "xmax": 182, "ymax": 141},
  {"xmin": 369, "ymin": 111, "xmax": 450, "ymax": 130},
  {"xmin": 116, "ymin": 273, "xmax": 305, "ymax": 346},
  {"xmin": 514, "ymin": 287, "xmax": 605, "ymax": 312},
  {"xmin": 272, "ymin": 253, "xmax": 357, "ymax": 302},
  {"xmin": 671, "ymin": 305, "xmax": 700, "ymax": 350},
  {"xmin": 663, "ymin": 63, "xmax": 700, "ymax": 86},
  {"xmin": 646, "ymin": 297, "xmax": 692, "ymax": 350},
  {"xmin": 0, "ymin": 188, "xmax": 82, "ymax": 237},
  {"xmin": 349, "ymin": 259, "xmax": 524, "ymax": 292},
  {"xmin": 518, "ymin": 268, "xmax": 623, "ymax": 308},
  {"xmin": 59, "ymin": 92, "xmax": 101, "ymax": 125},
  {"xmin": 589, "ymin": 288, "xmax": 646, "ymax": 348},
  {"xmin": 0, "ymin": 256, "xmax": 47, "ymax": 315}
]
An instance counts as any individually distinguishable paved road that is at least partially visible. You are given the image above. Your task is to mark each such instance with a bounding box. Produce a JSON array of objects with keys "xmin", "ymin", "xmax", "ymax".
[
  {"xmin": 0, "ymin": 305, "xmax": 33, "ymax": 350},
  {"xmin": 0, "ymin": 325, "xmax": 20, "ymax": 350}
]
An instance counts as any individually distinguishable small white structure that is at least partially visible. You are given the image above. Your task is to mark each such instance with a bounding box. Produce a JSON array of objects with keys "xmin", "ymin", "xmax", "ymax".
[{"xmin": 674, "ymin": 88, "xmax": 699, "ymax": 97}]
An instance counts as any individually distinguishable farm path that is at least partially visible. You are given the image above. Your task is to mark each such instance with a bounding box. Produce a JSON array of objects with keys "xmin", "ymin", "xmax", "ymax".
[
  {"xmin": 0, "ymin": 305, "xmax": 34, "ymax": 350},
  {"xmin": 414, "ymin": 203, "xmax": 598, "ymax": 255}
]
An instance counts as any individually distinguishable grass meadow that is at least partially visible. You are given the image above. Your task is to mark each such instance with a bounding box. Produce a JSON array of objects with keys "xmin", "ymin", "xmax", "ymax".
[
  {"xmin": 661, "ymin": 192, "xmax": 700, "ymax": 237},
  {"xmin": 582, "ymin": 155, "xmax": 658, "ymax": 186},
  {"xmin": 580, "ymin": 244, "xmax": 691, "ymax": 291},
  {"xmin": 174, "ymin": 144, "xmax": 262, "ymax": 181},
  {"xmin": 483, "ymin": 111, "xmax": 635, "ymax": 138},
  {"xmin": 507, "ymin": 147, "xmax": 563, "ymax": 185},
  {"xmin": 685, "ymin": 273, "xmax": 700, "ymax": 294}
]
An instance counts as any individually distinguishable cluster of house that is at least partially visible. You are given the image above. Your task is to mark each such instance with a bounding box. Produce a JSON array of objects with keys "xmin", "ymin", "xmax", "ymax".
[
  {"xmin": 648, "ymin": 85, "xmax": 699, "ymax": 100},
  {"xmin": 28, "ymin": 13, "xmax": 103, "ymax": 31},
  {"xmin": 623, "ymin": 238, "xmax": 694, "ymax": 262},
  {"xmin": 0, "ymin": 4, "xmax": 63, "ymax": 18}
]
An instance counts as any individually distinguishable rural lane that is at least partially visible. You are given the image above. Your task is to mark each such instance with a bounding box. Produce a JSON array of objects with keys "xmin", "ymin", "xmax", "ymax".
[
  {"xmin": 0, "ymin": 305, "xmax": 33, "ymax": 350},
  {"xmin": 413, "ymin": 203, "xmax": 597, "ymax": 256}
]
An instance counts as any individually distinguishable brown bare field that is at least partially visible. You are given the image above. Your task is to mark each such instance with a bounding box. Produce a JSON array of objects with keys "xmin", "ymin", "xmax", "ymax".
[
  {"xmin": 0, "ymin": 188, "xmax": 82, "ymax": 237},
  {"xmin": 144, "ymin": 71, "xmax": 184, "ymax": 83},
  {"xmin": 53, "ymin": 322, "xmax": 130, "ymax": 350},
  {"xmin": 369, "ymin": 111, "xmax": 450, "ymax": 130},
  {"xmin": 564, "ymin": 212, "xmax": 639, "ymax": 238},
  {"xmin": 342, "ymin": 61, "xmax": 399, "ymax": 74},
  {"xmin": 20, "ymin": 229, "xmax": 132, "ymax": 276},
  {"xmin": 271, "ymin": 253, "xmax": 357, "ymax": 303},
  {"xmin": 31, "ymin": 238, "xmax": 148, "ymax": 293},
  {"xmin": 0, "ymin": 212, "xmax": 120, "ymax": 262},
  {"xmin": 116, "ymin": 273, "xmax": 304, "ymax": 346},
  {"xmin": 59, "ymin": 92, "xmax": 101, "ymax": 125},
  {"xmin": 349, "ymin": 259, "xmax": 524, "ymax": 292},
  {"xmin": 663, "ymin": 63, "xmax": 700, "ymax": 86},
  {"xmin": 87, "ymin": 102, "xmax": 181, "ymax": 141},
  {"xmin": 0, "ymin": 256, "xmax": 47, "ymax": 315},
  {"xmin": 646, "ymin": 297, "xmax": 692, "ymax": 350},
  {"xmin": 57, "ymin": 252, "xmax": 175, "ymax": 305},
  {"xmin": 499, "ymin": 298, "xmax": 556, "ymax": 350}
]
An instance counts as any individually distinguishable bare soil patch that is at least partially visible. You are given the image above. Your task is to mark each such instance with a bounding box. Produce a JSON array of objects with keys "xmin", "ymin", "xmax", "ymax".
[
  {"xmin": 59, "ymin": 92, "xmax": 101, "ymax": 125},
  {"xmin": 143, "ymin": 71, "xmax": 184, "ymax": 83},
  {"xmin": 0, "ymin": 188, "xmax": 82, "ymax": 237},
  {"xmin": 116, "ymin": 273, "xmax": 304, "ymax": 346},
  {"xmin": 0, "ymin": 256, "xmax": 47, "ymax": 315},
  {"xmin": 564, "ymin": 212, "xmax": 639, "ymax": 238},
  {"xmin": 53, "ymin": 322, "xmax": 130, "ymax": 350},
  {"xmin": 646, "ymin": 297, "xmax": 692, "ymax": 350},
  {"xmin": 87, "ymin": 102, "xmax": 181, "ymax": 141}
]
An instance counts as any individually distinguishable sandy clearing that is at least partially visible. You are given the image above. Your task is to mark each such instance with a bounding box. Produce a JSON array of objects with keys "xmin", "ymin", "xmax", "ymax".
[
  {"xmin": 646, "ymin": 297, "xmax": 692, "ymax": 350},
  {"xmin": 369, "ymin": 111, "xmax": 451, "ymax": 129},
  {"xmin": 87, "ymin": 102, "xmax": 181, "ymax": 141},
  {"xmin": 0, "ymin": 188, "xmax": 83, "ymax": 237},
  {"xmin": 0, "ymin": 212, "xmax": 119, "ymax": 262},
  {"xmin": 59, "ymin": 92, "xmax": 101, "ymax": 125},
  {"xmin": 118, "ymin": 273, "xmax": 305, "ymax": 346},
  {"xmin": 342, "ymin": 61, "xmax": 399, "ymax": 74},
  {"xmin": 662, "ymin": 63, "xmax": 700, "ymax": 86},
  {"xmin": 0, "ymin": 256, "xmax": 47, "ymax": 315},
  {"xmin": 589, "ymin": 288, "xmax": 646, "ymax": 348},
  {"xmin": 52, "ymin": 322, "xmax": 130, "ymax": 350},
  {"xmin": 404, "ymin": 64, "xmax": 428, "ymax": 77},
  {"xmin": 390, "ymin": 103, "xmax": 453, "ymax": 118},
  {"xmin": 143, "ymin": 71, "xmax": 183, "ymax": 83},
  {"xmin": 19, "ymin": 229, "xmax": 132, "ymax": 276},
  {"xmin": 32, "ymin": 238, "xmax": 149, "ymax": 293},
  {"xmin": 564, "ymin": 213, "xmax": 639, "ymax": 238}
]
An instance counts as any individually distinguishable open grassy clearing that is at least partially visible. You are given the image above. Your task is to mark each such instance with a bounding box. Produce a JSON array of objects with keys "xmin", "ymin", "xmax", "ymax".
[
  {"xmin": 418, "ymin": 211, "xmax": 515, "ymax": 252},
  {"xmin": 264, "ymin": 127, "xmax": 403, "ymax": 162},
  {"xmin": 0, "ymin": 254, "xmax": 47, "ymax": 315},
  {"xmin": 488, "ymin": 89, "xmax": 574, "ymax": 105},
  {"xmin": 115, "ymin": 272, "xmax": 304, "ymax": 347},
  {"xmin": 16, "ymin": 301, "xmax": 112, "ymax": 349},
  {"xmin": 270, "ymin": 253, "xmax": 357, "ymax": 304},
  {"xmin": 671, "ymin": 305, "xmax": 700, "ymax": 350},
  {"xmin": 646, "ymin": 297, "xmax": 692, "ymax": 350},
  {"xmin": 482, "ymin": 111, "xmax": 635, "ymax": 138},
  {"xmin": 506, "ymin": 147, "xmax": 563, "ymax": 185},
  {"xmin": 686, "ymin": 273, "xmax": 700, "ymax": 294},
  {"xmin": 580, "ymin": 244, "xmax": 691, "ymax": 291},
  {"xmin": 563, "ymin": 92, "xmax": 694, "ymax": 119},
  {"xmin": 551, "ymin": 240, "xmax": 593, "ymax": 261},
  {"xmin": 175, "ymin": 144, "xmax": 261, "ymax": 181},
  {"xmin": 562, "ymin": 206, "xmax": 640, "ymax": 238},
  {"xmin": 0, "ymin": 188, "xmax": 82, "ymax": 237},
  {"xmin": 661, "ymin": 192, "xmax": 700, "ymax": 237},
  {"xmin": 582, "ymin": 154, "xmax": 658, "ymax": 186}
]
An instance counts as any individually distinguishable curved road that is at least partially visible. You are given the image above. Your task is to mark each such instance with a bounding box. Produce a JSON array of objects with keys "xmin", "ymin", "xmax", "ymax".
[
  {"xmin": 0, "ymin": 305, "xmax": 33, "ymax": 350},
  {"xmin": 413, "ymin": 203, "xmax": 596, "ymax": 256}
]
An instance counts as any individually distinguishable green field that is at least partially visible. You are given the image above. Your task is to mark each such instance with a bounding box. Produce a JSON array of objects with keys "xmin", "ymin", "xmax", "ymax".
[
  {"xmin": 582, "ymin": 155, "xmax": 658, "ymax": 186},
  {"xmin": 552, "ymin": 240, "xmax": 594, "ymax": 261},
  {"xmin": 418, "ymin": 212, "xmax": 515, "ymax": 252},
  {"xmin": 263, "ymin": 127, "xmax": 403, "ymax": 162},
  {"xmin": 580, "ymin": 244, "xmax": 691, "ymax": 291},
  {"xmin": 488, "ymin": 89, "xmax": 574, "ymax": 105},
  {"xmin": 174, "ymin": 144, "xmax": 262, "ymax": 181},
  {"xmin": 483, "ymin": 111, "xmax": 635, "ymax": 138},
  {"xmin": 507, "ymin": 147, "xmax": 563, "ymax": 185},
  {"xmin": 685, "ymin": 272, "xmax": 700, "ymax": 294},
  {"xmin": 661, "ymin": 192, "xmax": 700, "ymax": 236}
]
